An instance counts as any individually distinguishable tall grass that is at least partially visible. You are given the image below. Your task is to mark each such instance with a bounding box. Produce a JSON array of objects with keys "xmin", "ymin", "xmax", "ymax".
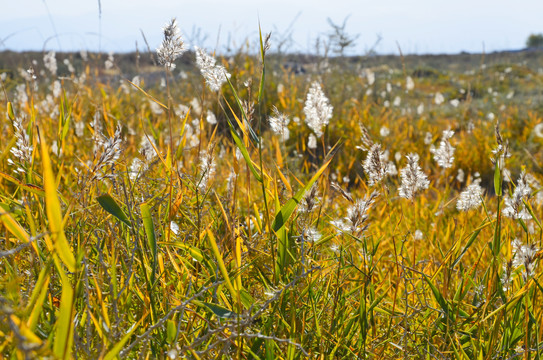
[{"xmin": 0, "ymin": 24, "xmax": 542, "ymax": 359}]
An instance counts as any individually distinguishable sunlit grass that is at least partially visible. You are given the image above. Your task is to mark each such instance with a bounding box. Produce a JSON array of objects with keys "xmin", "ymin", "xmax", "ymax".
[{"xmin": 0, "ymin": 26, "xmax": 543, "ymax": 358}]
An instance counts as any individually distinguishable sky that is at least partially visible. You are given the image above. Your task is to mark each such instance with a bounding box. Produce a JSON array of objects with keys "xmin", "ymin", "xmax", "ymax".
[{"xmin": 1, "ymin": 0, "xmax": 542, "ymax": 55}]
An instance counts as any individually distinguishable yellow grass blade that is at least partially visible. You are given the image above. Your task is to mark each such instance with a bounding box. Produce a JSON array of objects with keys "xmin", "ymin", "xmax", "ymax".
[
  {"xmin": 0, "ymin": 171, "xmax": 45, "ymax": 196},
  {"xmin": 206, "ymin": 229, "xmax": 240, "ymax": 310},
  {"xmin": 26, "ymin": 258, "xmax": 53, "ymax": 330},
  {"xmin": 0, "ymin": 206, "xmax": 30, "ymax": 243},
  {"xmin": 126, "ymin": 79, "xmax": 168, "ymax": 110},
  {"xmin": 9, "ymin": 315, "xmax": 42, "ymax": 346},
  {"xmin": 53, "ymin": 259, "xmax": 75, "ymax": 360},
  {"xmin": 41, "ymin": 140, "xmax": 76, "ymax": 272},
  {"xmin": 103, "ymin": 316, "xmax": 146, "ymax": 360}
]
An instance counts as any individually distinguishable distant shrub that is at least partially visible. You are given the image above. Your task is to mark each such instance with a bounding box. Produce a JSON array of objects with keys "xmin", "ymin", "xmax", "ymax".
[
  {"xmin": 526, "ymin": 33, "xmax": 543, "ymax": 48},
  {"xmin": 411, "ymin": 66, "xmax": 442, "ymax": 78}
]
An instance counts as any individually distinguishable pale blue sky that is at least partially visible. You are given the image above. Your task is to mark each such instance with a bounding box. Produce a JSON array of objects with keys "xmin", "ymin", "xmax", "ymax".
[{"xmin": 1, "ymin": 0, "xmax": 542, "ymax": 54}]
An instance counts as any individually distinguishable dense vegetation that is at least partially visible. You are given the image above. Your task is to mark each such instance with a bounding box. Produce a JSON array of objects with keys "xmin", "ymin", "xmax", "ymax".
[{"xmin": 1, "ymin": 24, "xmax": 543, "ymax": 358}]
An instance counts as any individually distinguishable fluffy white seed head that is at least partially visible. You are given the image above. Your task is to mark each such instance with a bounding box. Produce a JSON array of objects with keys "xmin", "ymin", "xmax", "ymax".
[
  {"xmin": 268, "ymin": 106, "xmax": 290, "ymax": 142},
  {"xmin": 305, "ymin": 227, "xmax": 321, "ymax": 243},
  {"xmin": 307, "ymin": 134, "xmax": 317, "ymax": 149},
  {"xmin": 430, "ymin": 130, "xmax": 455, "ymax": 169},
  {"xmin": 398, "ymin": 153, "xmax": 430, "ymax": 200},
  {"xmin": 434, "ymin": 92, "xmax": 444, "ymax": 105},
  {"xmin": 43, "ymin": 51, "xmax": 57, "ymax": 75},
  {"xmin": 194, "ymin": 46, "xmax": 231, "ymax": 92},
  {"xmin": 303, "ymin": 81, "xmax": 333, "ymax": 137},
  {"xmin": 363, "ymin": 143, "xmax": 391, "ymax": 186},
  {"xmin": 511, "ymin": 241, "xmax": 539, "ymax": 281},
  {"xmin": 457, "ymin": 179, "xmax": 484, "ymax": 211},
  {"xmin": 502, "ymin": 170, "xmax": 532, "ymax": 220},
  {"xmin": 156, "ymin": 18, "xmax": 187, "ymax": 70},
  {"xmin": 140, "ymin": 136, "xmax": 158, "ymax": 162},
  {"xmin": 406, "ymin": 76, "xmax": 414, "ymax": 91},
  {"xmin": 198, "ymin": 149, "xmax": 216, "ymax": 192},
  {"xmin": 10, "ymin": 116, "xmax": 33, "ymax": 164},
  {"xmin": 344, "ymin": 191, "xmax": 379, "ymax": 235}
]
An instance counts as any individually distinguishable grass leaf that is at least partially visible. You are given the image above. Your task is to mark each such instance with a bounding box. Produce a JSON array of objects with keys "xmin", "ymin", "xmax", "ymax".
[
  {"xmin": 206, "ymin": 229, "xmax": 240, "ymax": 309},
  {"xmin": 41, "ymin": 140, "xmax": 76, "ymax": 272},
  {"xmin": 140, "ymin": 201, "xmax": 157, "ymax": 282},
  {"xmin": 0, "ymin": 171, "xmax": 45, "ymax": 196},
  {"xmin": 272, "ymin": 154, "xmax": 334, "ymax": 233},
  {"xmin": 225, "ymin": 114, "xmax": 263, "ymax": 183},
  {"xmin": 97, "ymin": 194, "xmax": 132, "ymax": 227},
  {"xmin": 103, "ymin": 320, "xmax": 142, "ymax": 360},
  {"xmin": 0, "ymin": 205, "xmax": 30, "ymax": 243},
  {"xmin": 53, "ymin": 262, "xmax": 75, "ymax": 360}
]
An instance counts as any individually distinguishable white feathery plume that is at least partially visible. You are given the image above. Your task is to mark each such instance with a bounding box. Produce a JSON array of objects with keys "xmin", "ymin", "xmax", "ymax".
[
  {"xmin": 303, "ymin": 81, "xmax": 333, "ymax": 137},
  {"xmin": 10, "ymin": 116, "xmax": 33, "ymax": 164},
  {"xmin": 456, "ymin": 179, "xmax": 484, "ymax": 211},
  {"xmin": 43, "ymin": 51, "xmax": 57, "ymax": 75},
  {"xmin": 398, "ymin": 153, "xmax": 430, "ymax": 200},
  {"xmin": 332, "ymin": 191, "xmax": 379, "ymax": 236},
  {"xmin": 502, "ymin": 170, "xmax": 531, "ymax": 220},
  {"xmin": 268, "ymin": 106, "xmax": 290, "ymax": 141},
  {"xmin": 194, "ymin": 46, "xmax": 231, "ymax": 92},
  {"xmin": 198, "ymin": 149, "xmax": 216, "ymax": 192},
  {"xmin": 156, "ymin": 18, "xmax": 187, "ymax": 70},
  {"xmin": 363, "ymin": 143, "xmax": 390, "ymax": 186},
  {"xmin": 430, "ymin": 130, "xmax": 455, "ymax": 169}
]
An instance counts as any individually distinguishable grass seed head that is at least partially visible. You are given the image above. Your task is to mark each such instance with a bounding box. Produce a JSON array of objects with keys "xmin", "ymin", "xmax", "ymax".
[
  {"xmin": 10, "ymin": 115, "xmax": 33, "ymax": 164},
  {"xmin": 457, "ymin": 179, "xmax": 484, "ymax": 211},
  {"xmin": 363, "ymin": 143, "xmax": 391, "ymax": 186},
  {"xmin": 430, "ymin": 129, "xmax": 455, "ymax": 169},
  {"xmin": 268, "ymin": 106, "xmax": 290, "ymax": 141},
  {"xmin": 502, "ymin": 170, "xmax": 532, "ymax": 220},
  {"xmin": 194, "ymin": 46, "xmax": 231, "ymax": 92},
  {"xmin": 398, "ymin": 153, "xmax": 429, "ymax": 200},
  {"xmin": 43, "ymin": 51, "xmax": 57, "ymax": 75},
  {"xmin": 156, "ymin": 18, "xmax": 187, "ymax": 70},
  {"xmin": 303, "ymin": 81, "xmax": 333, "ymax": 137}
]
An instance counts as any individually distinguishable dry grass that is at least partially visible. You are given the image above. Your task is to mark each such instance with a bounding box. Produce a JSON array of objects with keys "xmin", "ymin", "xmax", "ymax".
[{"xmin": 0, "ymin": 34, "xmax": 543, "ymax": 359}]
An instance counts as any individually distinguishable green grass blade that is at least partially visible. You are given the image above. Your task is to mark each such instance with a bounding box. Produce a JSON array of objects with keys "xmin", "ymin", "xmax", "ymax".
[
  {"xmin": 225, "ymin": 115, "xmax": 263, "ymax": 183},
  {"xmin": 0, "ymin": 171, "xmax": 45, "ymax": 196},
  {"xmin": 522, "ymin": 199, "xmax": 542, "ymax": 230},
  {"xmin": 423, "ymin": 274, "xmax": 450, "ymax": 319},
  {"xmin": 257, "ymin": 23, "xmax": 266, "ymax": 103},
  {"xmin": 201, "ymin": 301, "xmax": 238, "ymax": 319},
  {"xmin": 59, "ymin": 92, "xmax": 73, "ymax": 142},
  {"xmin": 494, "ymin": 162, "xmax": 502, "ymax": 197},
  {"xmin": 452, "ymin": 222, "xmax": 488, "ymax": 267},
  {"xmin": 272, "ymin": 155, "xmax": 334, "ymax": 233},
  {"xmin": 224, "ymin": 75, "xmax": 260, "ymax": 143},
  {"xmin": 7, "ymin": 101, "xmax": 15, "ymax": 121},
  {"xmin": 97, "ymin": 194, "xmax": 131, "ymax": 227},
  {"xmin": 140, "ymin": 202, "xmax": 157, "ymax": 282},
  {"xmin": 103, "ymin": 321, "xmax": 140, "ymax": 360}
]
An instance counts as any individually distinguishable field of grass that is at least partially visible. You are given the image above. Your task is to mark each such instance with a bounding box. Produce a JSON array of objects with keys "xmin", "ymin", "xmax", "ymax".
[{"xmin": 1, "ymin": 23, "xmax": 543, "ymax": 359}]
